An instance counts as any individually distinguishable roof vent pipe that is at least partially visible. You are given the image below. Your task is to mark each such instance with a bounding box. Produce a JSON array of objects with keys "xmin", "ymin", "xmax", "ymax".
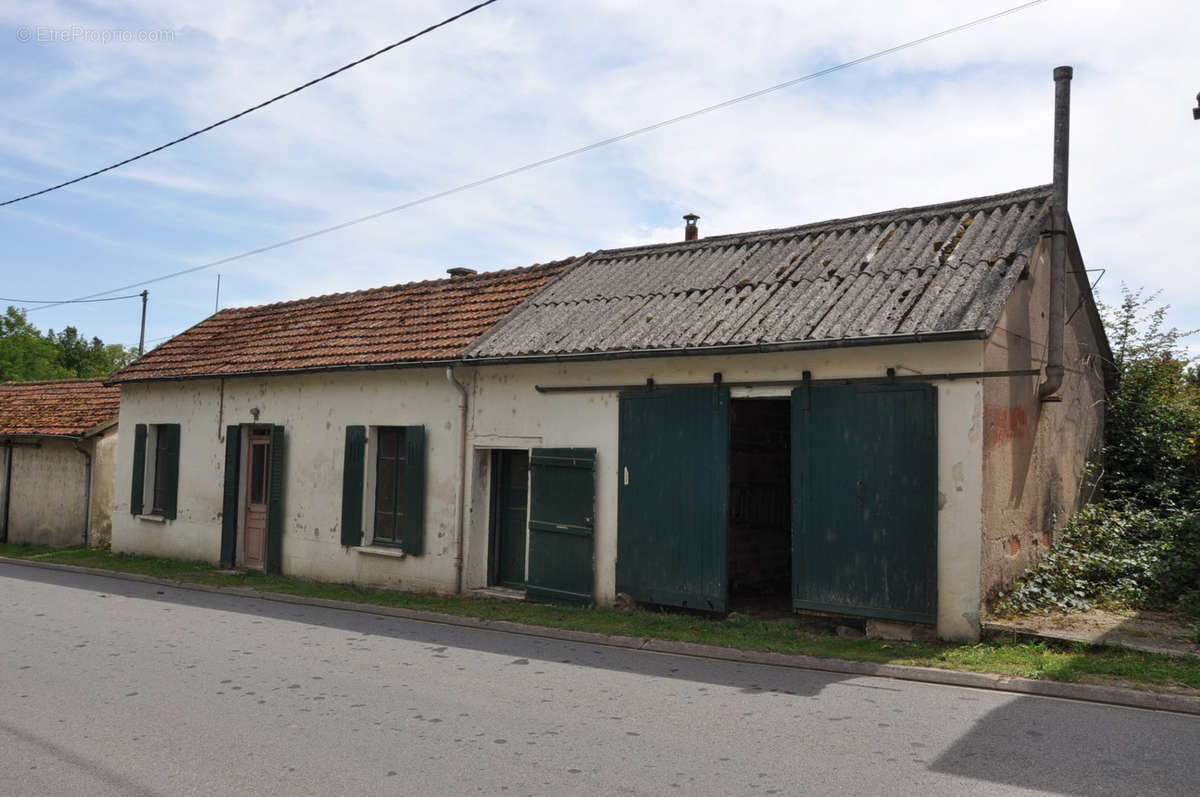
[
  {"xmin": 1039, "ymin": 65, "xmax": 1072, "ymax": 402},
  {"xmin": 683, "ymin": 213, "xmax": 699, "ymax": 241}
]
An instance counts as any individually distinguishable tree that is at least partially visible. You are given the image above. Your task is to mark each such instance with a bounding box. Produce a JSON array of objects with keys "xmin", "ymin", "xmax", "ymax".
[
  {"xmin": 0, "ymin": 305, "xmax": 138, "ymax": 382},
  {"xmin": 0, "ymin": 306, "xmax": 66, "ymax": 381},
  {"xmin": 1101, "ymin": 289, "xmax": 1200, "ymax": 509}
]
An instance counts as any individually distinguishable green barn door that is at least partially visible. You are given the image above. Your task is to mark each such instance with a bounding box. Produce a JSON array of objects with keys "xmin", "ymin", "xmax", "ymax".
[
  {"xmin": 618, "ymin": 386, "xmax": 730, "ymax": 612},
  {"xmin": 526, "ymin": 448, "xmax": 595, "ymax": 605},
  {"xmin": 792, "ymin": 384, "xmax": 937, "ymax": 624}
]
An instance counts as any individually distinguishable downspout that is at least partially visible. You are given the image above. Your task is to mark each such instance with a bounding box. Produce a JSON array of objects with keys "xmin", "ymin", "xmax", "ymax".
[
  {"xmin": 72, "ymin": 438, "xmax": 93, "ymax": 547},
  {"xmin": 1, "ymin": 445, "xmax": 11, "ymax": 544},
  {"xmin": 1039, "ymin": 65, "xmax": 1072, "ymax": 401},
  {"xmin": 446, "ymin": 366, "xmax": 470, "ymax": 594}
]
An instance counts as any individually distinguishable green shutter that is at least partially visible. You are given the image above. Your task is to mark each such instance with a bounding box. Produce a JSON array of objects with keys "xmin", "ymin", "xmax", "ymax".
[
  {"xmin": 130, "ymin": 424, "xmax": 147, "ymax": 515},
  {"xmin": 220, "ymin": 426, "xmax": 241, "ymax": 567},
  {"xmin": 161, "ymin": 424, "xmax": 181, "ymax": 520},
  {"xmin": 265, "ymin": 425, "xmax": 285, "ymax": 574},
  {"xmin": 401, "ymin": 425, "xmax": 425, "ymax": 555},
  {"xmin": 341, "ymin": 426, "xmax": 366, "ymax": 547}
]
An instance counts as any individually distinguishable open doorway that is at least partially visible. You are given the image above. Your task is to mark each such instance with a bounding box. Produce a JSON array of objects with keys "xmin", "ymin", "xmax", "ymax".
[
  {"xmin": 728, "ymin": 399, "xmax": 791, "ymax": 613},
  {"xmin": 488, "ymin": 449, "xmax": 529, "ymax": 589}
]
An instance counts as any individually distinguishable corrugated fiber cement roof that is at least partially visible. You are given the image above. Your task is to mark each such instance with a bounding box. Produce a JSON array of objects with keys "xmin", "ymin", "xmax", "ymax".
[{"xmin": 466, "ymin": 185, "xmax": 1054, "ymax": 359}]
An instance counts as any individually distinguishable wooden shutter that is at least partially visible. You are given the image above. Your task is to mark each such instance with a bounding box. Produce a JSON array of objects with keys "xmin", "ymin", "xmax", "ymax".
[
  {"xmin": 400, "ymin": 425, "xmax": 425, "ymax": 555},
  {"xmin": 340, "ymin": 426, "xmax": 366, "ymax": 547},
  {"xmin": 161, "ymin": 424, "xmax": 181, "ymax": 520},
  {"xmin": 130, "ymin": 423, "xmax": 147, "ymax": 515},
  {"xmin": 265, "ymin": 425, "xmax": 285, "ymax": 574},
  {"xmin": 220, "ymin": 426, "xmax": 241, "ymax": 567}
]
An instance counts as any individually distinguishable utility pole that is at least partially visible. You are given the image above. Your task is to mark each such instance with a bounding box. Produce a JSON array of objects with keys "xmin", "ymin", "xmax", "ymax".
[
  {"xmin": 138, "ymin": 290, "xmax": 148, "ymax": 357},
  {"xmin": 1193, "ymin": 91, "xmax": 1199, "ymax": 120},
  {"xmin": 215, "ymin": 274, "xmax": 221, "ymax": 313}
]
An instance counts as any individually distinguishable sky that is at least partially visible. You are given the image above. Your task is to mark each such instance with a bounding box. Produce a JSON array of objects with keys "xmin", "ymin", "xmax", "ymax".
[{"xmin": 1, "ymin": 0, "xmax": 1198, "ymax": 357}]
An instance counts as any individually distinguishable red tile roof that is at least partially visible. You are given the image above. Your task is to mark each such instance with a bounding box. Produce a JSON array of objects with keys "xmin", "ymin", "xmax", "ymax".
[
  {"xmin": 109, "ymin": 259, "xmax": 576, "ymax": 383},
  {"xmin": 0, "ymin": 379, "xmax": 121, "ymax": 437}
]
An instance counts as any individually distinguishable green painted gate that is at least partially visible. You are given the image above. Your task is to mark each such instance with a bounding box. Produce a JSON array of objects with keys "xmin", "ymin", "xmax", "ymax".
[
  {"xmin": 617, "ymin": 387, "xmax": 730, "ymax": 612},
  {"xmin": 791, "ymin": 384, "xmax": 937, "ymax": 624},
  {"xmin": 526, "ymin": 448, "xmax": 595, "ymax": 605}
]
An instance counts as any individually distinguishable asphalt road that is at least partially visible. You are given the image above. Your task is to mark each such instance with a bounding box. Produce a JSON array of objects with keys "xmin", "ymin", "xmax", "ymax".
[{"xmin": 2, "ymin": 561, "xmax": 1197, "ymax": 796}]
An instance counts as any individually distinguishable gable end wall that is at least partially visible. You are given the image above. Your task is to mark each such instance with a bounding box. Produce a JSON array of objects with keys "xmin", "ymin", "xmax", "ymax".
[{"xmin": 981, "ymin": 237, "xmax": 1107, "ymax": 602}]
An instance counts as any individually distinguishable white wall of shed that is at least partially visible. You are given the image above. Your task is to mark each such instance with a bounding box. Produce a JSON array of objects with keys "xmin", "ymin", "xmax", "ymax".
[{"xmin": 5, "ymin": 439, "xmax": 89, "ymax": 547}]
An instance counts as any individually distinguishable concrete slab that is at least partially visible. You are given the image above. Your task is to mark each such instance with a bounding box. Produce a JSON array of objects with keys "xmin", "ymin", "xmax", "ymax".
[{"xmin": 984, "ymin": 608, "xmax": 1199, "ymax": 658}]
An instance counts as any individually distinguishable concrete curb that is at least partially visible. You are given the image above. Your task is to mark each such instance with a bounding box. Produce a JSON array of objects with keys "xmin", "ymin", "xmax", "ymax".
[{"xmin": 5, "ymin": 556, "xmax": 1200, "ymax": 717}]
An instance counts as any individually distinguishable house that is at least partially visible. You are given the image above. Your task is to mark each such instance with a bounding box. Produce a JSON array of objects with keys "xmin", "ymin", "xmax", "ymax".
[
  {"xmin": 107, "ymin": 261, "xmax": 574, "ymax": 588},
  {"xmin": 106, "ymin": 180, "xmax": 1110, "ymax": 642},
  {"xmin": 0, "ymin": 378, "xmax": 121, "ymax": 548}
]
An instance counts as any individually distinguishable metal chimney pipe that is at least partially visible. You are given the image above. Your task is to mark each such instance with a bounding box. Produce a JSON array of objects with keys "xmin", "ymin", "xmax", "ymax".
[
  {"xmin": 683, "ymin": 213, "xmax": 699, "ymax": 241},
  {"xmin": 1039, "ymin": 65, "xmax": 1072, "ymax": 401}
]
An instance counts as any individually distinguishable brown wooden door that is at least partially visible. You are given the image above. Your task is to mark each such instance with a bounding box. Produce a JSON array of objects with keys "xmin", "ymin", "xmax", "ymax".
[{"xmin": 243, "ymin": 428, "xmax": 271, "ymax": 571}]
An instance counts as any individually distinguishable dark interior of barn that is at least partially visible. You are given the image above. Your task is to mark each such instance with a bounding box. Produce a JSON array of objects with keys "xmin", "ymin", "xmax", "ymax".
[{"xmin": 728, "ymin": 398, "xmax": 792, "ymax": 611}]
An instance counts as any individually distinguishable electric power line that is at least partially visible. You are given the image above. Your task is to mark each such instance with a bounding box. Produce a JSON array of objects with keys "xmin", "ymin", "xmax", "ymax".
[
  {"xmin": 25, "ymin": 0, "xmax": 1047, "ymax": 312},
  {"xmin": 0, "ymin": 0, "xmax": 501, "ymax": 208},
  {"xmin": 1, "ymin": 292, "xmax": 143, "ymax": 305}
]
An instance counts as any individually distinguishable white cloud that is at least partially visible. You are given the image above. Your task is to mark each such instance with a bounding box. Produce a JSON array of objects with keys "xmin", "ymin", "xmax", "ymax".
[{"xmin": 1, "ymin": 0, "xmax": 1198, "ymax": 349}]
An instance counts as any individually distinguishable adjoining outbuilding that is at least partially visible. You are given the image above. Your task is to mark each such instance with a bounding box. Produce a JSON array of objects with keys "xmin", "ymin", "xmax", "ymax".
[
  {"xmin": 0, "ymin": 379, "xmax": 121, "ymax": 548},
  {"xmin": 460, "ymin": 184, "xmax": 1110, "ymax": 641}
]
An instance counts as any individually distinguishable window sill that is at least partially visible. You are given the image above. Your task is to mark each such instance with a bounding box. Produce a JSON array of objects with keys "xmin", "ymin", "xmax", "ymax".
[
  {"xmin": 135, "ymin": 514, "xmax": 168, "ymax": 524},
  {"xmin": 352, "ymin": 546, "xmax": 407, "ymax": 560}
]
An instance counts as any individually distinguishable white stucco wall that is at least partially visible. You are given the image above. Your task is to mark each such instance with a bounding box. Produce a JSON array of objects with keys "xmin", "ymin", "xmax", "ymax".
[
  {"xmin": 4, "ymin": 438, "xmax": 89, "ymax": 547},
  {"xmin": 112, "ymin": 370, "xmax": 464, "ymax": 592},
  {"xmin": 463, "ymin": 343, "xmax": 987, "ymax": 641},
  {"xmin": 110, "ymin": 340, "xmax": 990, "ymax": 641}
]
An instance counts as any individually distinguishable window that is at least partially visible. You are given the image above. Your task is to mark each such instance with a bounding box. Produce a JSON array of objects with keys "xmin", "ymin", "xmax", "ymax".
[
  {"xmin": 340, "ymin": 424, "xmax": 425, "ymax": 553},
  {"xmin": 152, "ymin": 428, "xmax": 171, "ymax": 514},
  {"xmin": 131, "ymin": 423, "xmax": 180, "ymax": 519},
  {"xmin": 372, "ymin": 427, "xmax": 406, "ymax": 546}
]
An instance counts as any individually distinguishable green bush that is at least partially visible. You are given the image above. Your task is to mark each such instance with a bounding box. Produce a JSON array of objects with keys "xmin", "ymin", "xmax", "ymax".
[{"xmin": 998, "ymin": 506, "xmax": 1197, "ymax": 616}]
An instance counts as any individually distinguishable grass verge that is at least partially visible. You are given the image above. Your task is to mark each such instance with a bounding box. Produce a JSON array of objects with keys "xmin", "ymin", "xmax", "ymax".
[{"xmin": 3, "ymin": 544, "xmax": 1198, "ymax": 695}]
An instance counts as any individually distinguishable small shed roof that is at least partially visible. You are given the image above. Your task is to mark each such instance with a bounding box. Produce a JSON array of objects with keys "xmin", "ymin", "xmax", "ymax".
[
  {"xmin": 466, "ymin": 185, "xmax": 1055, "ymax": 359},
  {"xmin": 109, "ymin": 259, "xmax": 575, "ymax": 383},
  {"xmin": 0, "ymin": 379, "xmax": 121, "ymax": 437}
]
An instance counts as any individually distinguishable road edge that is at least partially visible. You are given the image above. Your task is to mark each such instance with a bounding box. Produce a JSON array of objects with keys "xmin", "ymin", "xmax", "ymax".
[{"xmin": 5, "ymin": 556, "xmax": 1199, "ymax": 716}]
